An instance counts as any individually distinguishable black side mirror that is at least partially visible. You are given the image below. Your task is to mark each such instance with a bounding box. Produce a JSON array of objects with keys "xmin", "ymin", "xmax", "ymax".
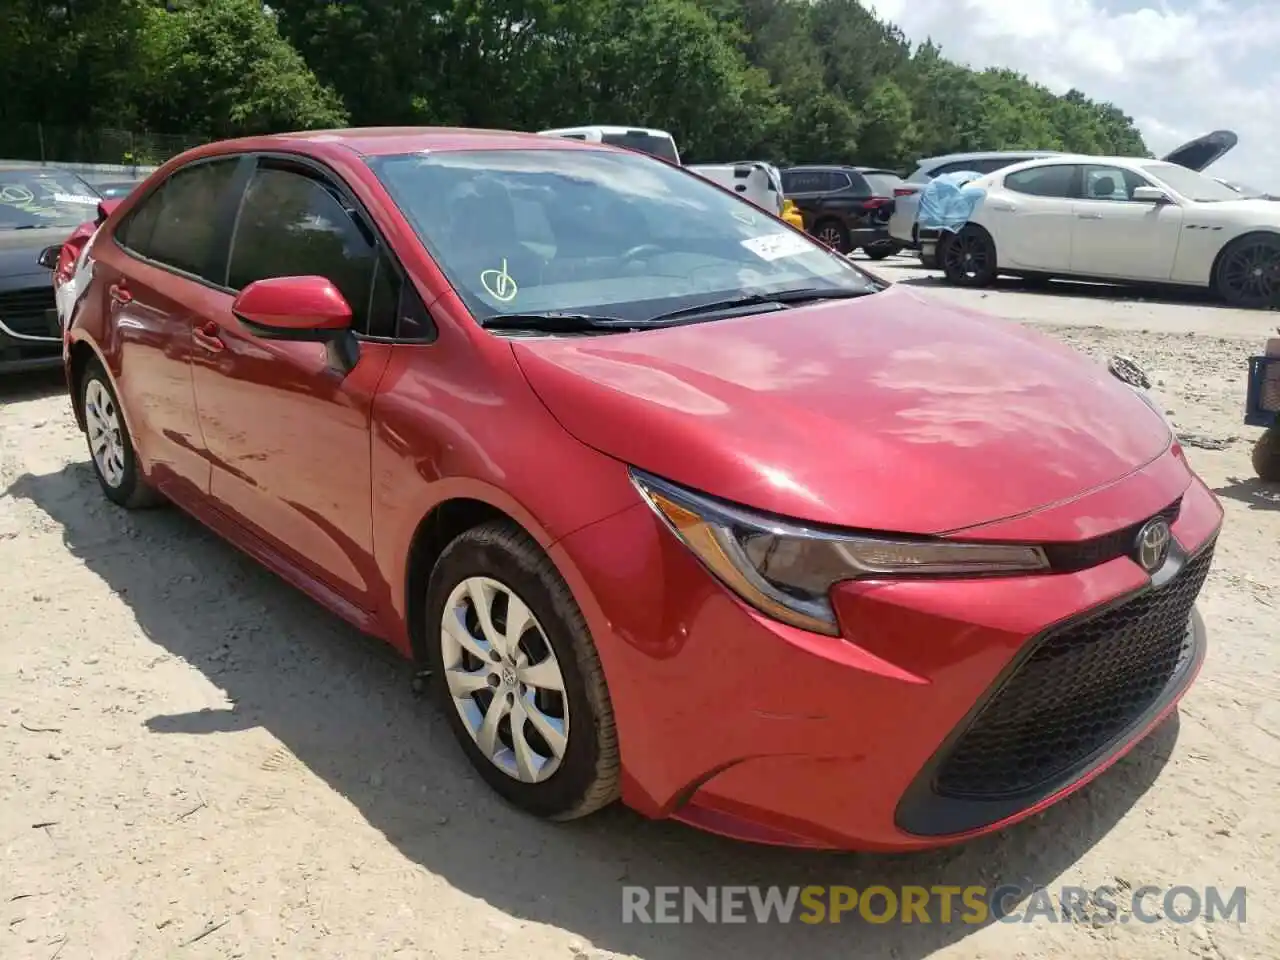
[{"xmin": 37, "ymin": 245, "xmax": 62, "ymax": 270}]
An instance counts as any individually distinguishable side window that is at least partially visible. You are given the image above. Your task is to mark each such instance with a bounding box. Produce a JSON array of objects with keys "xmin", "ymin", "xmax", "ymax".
[
  {"xmin": 973, "ymin": 156, "xmax": 1025, "ymax": 174},
  {"xmin": 366, "ymin": 253, "xmax": 435, "ymax": 341},
  {"xmin": 1082, "ymin": 164, "xmax": 1149, "ymax": 201},
  {"xmin": 228, "ymin": 166, "xmax": 378, "ymax": 334},
  {"xmin": 118, "ymin": 159, "xmax": 241, "ymax": 281},
  {"xmin": 782, "ymin": 170, "xmax": 830, "ymax": 193},
  {"xmin": 930, "ymin": 160, "xmax": 978, "ymax": 178},
  {"xmin": 832, "ymin": 172, "xmax": 859, "ymax": 192},
  {"xmin": 1004, "ymin": 165, "xmax": 1077, "ymax": 198}
]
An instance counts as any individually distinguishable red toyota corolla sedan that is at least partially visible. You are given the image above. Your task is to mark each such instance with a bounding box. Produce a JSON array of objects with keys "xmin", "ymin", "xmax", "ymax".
[{"xmin": 60, "ymin": 127, "xmax": 1222, "ymax": 851}]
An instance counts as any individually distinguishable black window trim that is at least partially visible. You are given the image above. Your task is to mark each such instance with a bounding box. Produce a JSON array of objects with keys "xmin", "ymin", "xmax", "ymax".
[
  {"xmin": 113, "ymin": 153, "xmax": 255, "ymax": 295},
  {"xmin": 234, "ymin": 151, "xmax": 439, "ymax": 345}
]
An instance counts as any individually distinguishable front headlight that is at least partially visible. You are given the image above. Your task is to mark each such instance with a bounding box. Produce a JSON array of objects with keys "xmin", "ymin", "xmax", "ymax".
[{"xmin": 631, "ymin": 469, "xmax": 1049, "ymax": 636}]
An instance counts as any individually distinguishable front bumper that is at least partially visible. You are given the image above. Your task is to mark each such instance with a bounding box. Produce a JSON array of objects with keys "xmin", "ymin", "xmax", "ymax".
[
  {"xmin": 0, "ymin": 283, "xmax": 62, "ymax": 373},
  {"xmin": 550, "ymin": 453, "xmax": 1222, "ymax": 851}
]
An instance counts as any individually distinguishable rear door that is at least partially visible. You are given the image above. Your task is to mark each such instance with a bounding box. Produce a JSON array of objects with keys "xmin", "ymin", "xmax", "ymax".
[
  {"xmin": 984, "ymin": 163, "xmax": 1079, "ymax": 270},
  {"xmin": 90, "ymin": 154, "xmax": 251, "ymax": 494}
]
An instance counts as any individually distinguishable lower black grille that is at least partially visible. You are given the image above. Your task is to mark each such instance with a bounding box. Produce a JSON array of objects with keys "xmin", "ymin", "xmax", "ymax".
[
  {"xmin": 933, "ymin": 540, "xmax": 1215, "ymax": 801},
  {"xmin": 0, "ymin": 286, "xmax": 58, "ymax": 338}
]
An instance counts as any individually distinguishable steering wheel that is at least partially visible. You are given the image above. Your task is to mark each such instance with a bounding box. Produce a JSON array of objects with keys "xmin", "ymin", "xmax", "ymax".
[{"xmin": 620, "ymin": 243, "xmax": 665, "ymax": 261}]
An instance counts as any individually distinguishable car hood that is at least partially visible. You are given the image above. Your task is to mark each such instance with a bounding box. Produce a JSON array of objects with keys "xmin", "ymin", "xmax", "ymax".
[
  {"xmin": 0, "ymin": 226, "xmax": 66, "ymax": 283},
  {"xmin": 511, "ymin": 285, "xmax": 1174, "ymax": 534}
]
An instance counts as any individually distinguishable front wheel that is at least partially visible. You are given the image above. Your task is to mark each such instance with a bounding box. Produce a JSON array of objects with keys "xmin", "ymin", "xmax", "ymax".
[
  {"xmin": 1215, "ymin": 233, "xmax": 1280, "ymax": 309},
  {"xmin": 1253, "ymin": 425, "xmax": 1280, "ymax": 481},
  {"xmin": 80, "ymin": 359, "xmax": 163, "ymax": 509},
  {"xmin": 940, "ymin": 226, "xmax": 998, "ymax": 287},
  {"xmin": 423, "ymin": 521, "xmax": 620, "ymax": 820}
]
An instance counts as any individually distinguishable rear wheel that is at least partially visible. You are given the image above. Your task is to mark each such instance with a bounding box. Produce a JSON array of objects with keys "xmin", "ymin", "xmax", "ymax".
[
  {"xmin": 1253, "ymin": 426, "xmax": 1280, "ymax": 481},
  {"xmin": 814, "ymin": 219, "xmax": 850, "ymax": 254},
  {"xmin": 862, "ymin": 242, "xmax": 896, "ymax": 261},
  {"xmin": 1215, "ymin": 233, "xmax": 1280, "ymax": 309},
  {"xmin": 423, "ymin": 520, "xmax": 620, "ymax": 820},
  {"xmin": 940, "ymin": 225, "xmax": 998, "ymax": 288},
  {"xmin": 80, "ymin": 359, "xmax": 163, "ymax": 509}
]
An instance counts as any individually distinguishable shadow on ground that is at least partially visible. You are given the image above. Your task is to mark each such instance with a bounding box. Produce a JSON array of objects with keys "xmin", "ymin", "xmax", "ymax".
[
  {"xmin": 877, "ymin": 262, "xmax": 1247, "ymax": 312},
  {"xmin": 0, "ymin": 367, "xmax": 66, "ymax": 404},
  {"xmin": 1212, "ymin": 476, "xmax": 1280, "ymax": 511},
  {"xmin": 7, "ymin": 462, "xmax": 1184, "ymax": 960}
]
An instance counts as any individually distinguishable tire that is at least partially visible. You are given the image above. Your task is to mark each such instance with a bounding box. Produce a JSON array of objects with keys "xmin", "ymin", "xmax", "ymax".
[
  {"xmin": 813, "ymin": 219, "xmax": 851, "ymax": 254},
  {"xmin": 940, "ymin": 225, "xmax": 998, "ymax": 287},
  {"xmin": 1253, "ymin": 426, "xmax": 1280, "ymax": 481},
  {"xmin": 80, "ymin": 359, "xmax": 163, "ymax": 509},
  {"xmin": 862, "ymin": 243, "xmax": 895, "ymax": 261},
  {"xmin": 1214, "ymin": 232, "xmax": 1280, "ymax": 309},
  {"xmin": 423, "ymin": 520, "xmax": 620, "ymax": 820},
  {"xmin": 919, "ymin": 250, "xmax": 939, "ymax": 270}
]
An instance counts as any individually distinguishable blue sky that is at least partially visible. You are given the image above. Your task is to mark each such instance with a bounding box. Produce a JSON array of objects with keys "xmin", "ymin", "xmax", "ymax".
[{"xmin": 862, "ymin": 0, "xmax": 1279, "ymax": 191}]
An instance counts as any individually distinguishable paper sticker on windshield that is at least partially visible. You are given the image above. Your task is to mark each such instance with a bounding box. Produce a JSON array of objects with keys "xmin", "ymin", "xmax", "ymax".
[
  {"xmin": 741, "ymin": 232, "xmax": 812, "ymax": 261},
  {"xmin": 480, "ymin": 259, "xmax": 519, "ymax": 302},
  {"xmin": 52, "ymin": 192, "xmax": 100, "ymax": 205}
]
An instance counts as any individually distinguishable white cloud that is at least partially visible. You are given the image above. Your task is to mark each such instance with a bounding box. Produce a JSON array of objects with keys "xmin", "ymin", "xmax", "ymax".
[{"xmin": 862, "ymin": 0, "xmax": 1280, "ymax": 192}]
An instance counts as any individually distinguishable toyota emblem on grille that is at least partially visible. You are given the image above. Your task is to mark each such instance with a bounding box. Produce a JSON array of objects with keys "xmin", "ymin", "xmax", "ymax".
[{"xmin": 1133, "ymin": 517, "xmax": 1172, "ymax": 573}]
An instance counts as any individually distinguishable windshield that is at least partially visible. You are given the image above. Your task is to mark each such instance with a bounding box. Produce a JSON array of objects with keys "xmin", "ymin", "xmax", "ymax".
[
  {"xmin": 600, "ymin": 131, "xmax": 680, "ymax": 164},
  {"xmin": 368, "ymin": 148, "xmax": 880, "ymax": 324},
  {"xmin": 1141, "ymin": 163, "xmax": 1241, "ymax": 202},
  {"xmin": 0, "ymin": 169, "xmax": 100, "ymax": 230}
]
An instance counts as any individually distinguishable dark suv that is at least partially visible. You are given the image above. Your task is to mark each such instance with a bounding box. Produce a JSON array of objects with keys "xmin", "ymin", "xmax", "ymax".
[{"xmin": 780, "ymin": 165, "xmax": 905, "ymax": 259}]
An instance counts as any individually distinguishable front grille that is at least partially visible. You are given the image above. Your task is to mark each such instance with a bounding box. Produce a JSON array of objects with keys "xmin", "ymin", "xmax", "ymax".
[
  {"xmin": 0, "ymin": 286, "xmax": 58, "ymax": 339},
  {"xmin": 933, "ymin": 540, "xmax": 1214, "ymax": 801},
  {"xmin": 1042, "ymin": 499, "xmax": 1181, "ymax": 572}
]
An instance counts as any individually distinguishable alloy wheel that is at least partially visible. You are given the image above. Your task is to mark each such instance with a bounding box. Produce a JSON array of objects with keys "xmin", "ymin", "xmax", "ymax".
[
  {"xmin": 440, "ymin": 576, "xmax": 569, "ymax": 783},
  {"xmin": 1220, "ymin": 238, "xmax": 1280, "ymax": 308},
  {"xmin": 942, "ymin": 231, "xmax": 990, "ymax": 281},
  {"xmin": 84, "ymin": 378, "xmax": 127, "ymax": 488},
  {"xmin": 817, "ymin": 224, "xmax": 843, "ymax": 248}
]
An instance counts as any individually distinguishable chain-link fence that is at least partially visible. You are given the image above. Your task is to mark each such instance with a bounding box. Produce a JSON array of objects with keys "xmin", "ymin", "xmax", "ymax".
[{"xmin": 0, "ymin": 122, "xmax": 206, "ymax": 167}]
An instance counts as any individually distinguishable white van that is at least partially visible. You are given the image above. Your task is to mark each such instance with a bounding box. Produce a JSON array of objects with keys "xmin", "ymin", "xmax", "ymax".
[
  {"xmin": 537, "ymin": 125, "xmax": 681, "ymax": 165},
  {"xmin": 687, "ymin": 162, "xmax": 784, "ymax": 217}
]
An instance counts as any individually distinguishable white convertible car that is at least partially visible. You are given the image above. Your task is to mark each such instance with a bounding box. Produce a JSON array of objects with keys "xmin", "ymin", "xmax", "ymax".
[{"xmin": 934, "ymin": 153, "xmax": 1280, "ymax": 308}]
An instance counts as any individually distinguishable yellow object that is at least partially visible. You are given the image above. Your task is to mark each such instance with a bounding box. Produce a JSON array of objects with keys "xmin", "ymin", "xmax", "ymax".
[{"xmin": 781, "ymin": 198, "xmax": 804, "ymax": 231}]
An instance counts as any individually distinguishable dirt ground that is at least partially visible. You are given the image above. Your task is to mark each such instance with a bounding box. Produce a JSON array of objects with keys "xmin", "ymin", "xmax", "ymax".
[{"xmin": 2, "ymin": 261, "xmax": 1278, "ymax": 960}]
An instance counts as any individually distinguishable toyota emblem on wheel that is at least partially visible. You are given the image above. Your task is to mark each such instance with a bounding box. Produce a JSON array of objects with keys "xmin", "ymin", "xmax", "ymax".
[{"xmin": 1134, "ymin": 517, "xmax": 1172, "ymax": 573}]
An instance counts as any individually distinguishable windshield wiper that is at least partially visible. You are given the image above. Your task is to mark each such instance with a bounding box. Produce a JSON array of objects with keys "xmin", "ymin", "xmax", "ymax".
[
  {"xmin": 644, "ymin": 286, "xmax": 876, "ymax": 323},
  {"xmin": 481, "ymin": 311, "xmax": 646, "ymax": 333}
]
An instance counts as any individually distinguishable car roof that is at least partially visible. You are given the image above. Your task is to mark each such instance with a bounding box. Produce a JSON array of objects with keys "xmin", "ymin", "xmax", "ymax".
[
  {"xmin": 198, "ymin": 126, "xmax": 612, "ymax": 159},
  {"xmin": 0, "ymin": 164, "xmax": 84, "ymax": 174},
  {"xmin": 916, "ymin": 149, "xmax": 1065, "ymax": 171},
  {"xmin": 538, "ymin": 124, "xmax": 673, "ymax": 137},
  {"xmin": 999, "ymin": 154, "xmax": 1165, "ymax": 171}
]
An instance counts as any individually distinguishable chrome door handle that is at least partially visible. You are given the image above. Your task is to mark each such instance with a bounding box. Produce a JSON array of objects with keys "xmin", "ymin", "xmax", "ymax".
[{"xmin": 1076, "ymin": 212, "xmax": 1103, "ymax": 220}]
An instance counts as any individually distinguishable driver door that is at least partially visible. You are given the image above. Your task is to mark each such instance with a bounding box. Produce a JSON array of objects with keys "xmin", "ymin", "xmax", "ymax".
[
  {"xmin": 189, "ymin": 158, "xmax": 396, "ymax": 612},
  {"xmin": 1069, "ymin": 164, "xmax": 1184, "ymax": 281}
]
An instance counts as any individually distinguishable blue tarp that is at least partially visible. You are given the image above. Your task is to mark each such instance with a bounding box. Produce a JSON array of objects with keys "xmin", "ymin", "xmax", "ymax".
[{"xmin": 917, "ymin": 170, "xmax": 988, "ymax": 234}]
